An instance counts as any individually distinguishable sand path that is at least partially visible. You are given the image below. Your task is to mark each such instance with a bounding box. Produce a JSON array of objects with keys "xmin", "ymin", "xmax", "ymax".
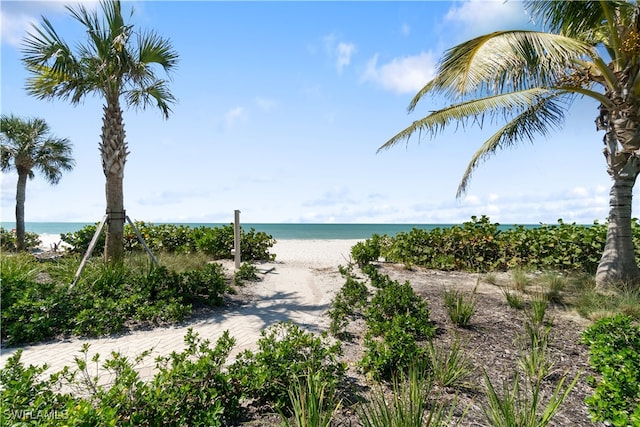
[{"xmin": 0, "ymin": 240, "xmax": 359, "ymax": 381}]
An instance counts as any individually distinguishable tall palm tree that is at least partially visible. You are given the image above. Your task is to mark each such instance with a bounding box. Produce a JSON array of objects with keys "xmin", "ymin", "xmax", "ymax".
[
  {"xmin": 1, "ymin": 115, "xmax": 75, "ymax": 251},
  {"xmin": 380, "ymin": 1, "xmax": 640, "ymax": 287},
  {"xmin": 21, "ymin": 0, "xmax": 178, "ymax": 262}
]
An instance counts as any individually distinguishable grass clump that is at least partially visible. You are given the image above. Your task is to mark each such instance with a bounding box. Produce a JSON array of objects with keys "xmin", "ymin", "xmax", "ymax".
[
  {"xmin": 443, "ymin": 284, "xmax": 477, "ymax": 327},
  {"xmin": 357, "ymin": 366, "xmax": 464, "ymax": 427},
  {"xmin": 279, "ymin": 371, "xmax": 341, "ymax": 427}
]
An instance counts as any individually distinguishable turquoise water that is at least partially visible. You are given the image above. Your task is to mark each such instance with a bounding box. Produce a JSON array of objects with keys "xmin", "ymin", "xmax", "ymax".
[{"xmin": 1, "ymin": 221, "xmax": 533, "ymax": 240}]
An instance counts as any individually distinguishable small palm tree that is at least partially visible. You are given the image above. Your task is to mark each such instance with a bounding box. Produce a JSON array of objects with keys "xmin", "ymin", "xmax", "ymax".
[
  {"xmin": 22, "ymin": 0, "xmax": 178, "ymax": 262},
  {"xmin": 0, "ymin": 115, "xmax": 74, "ymax": 251},
  {"xmin": 381, "ymin": 1, "xmax": 640, "ymax": 288}
]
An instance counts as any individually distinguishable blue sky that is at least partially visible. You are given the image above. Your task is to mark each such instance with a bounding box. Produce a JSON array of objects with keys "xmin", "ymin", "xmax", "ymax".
[{"xmin": 0, "ymin": 0, "xmax": 625, "ymax": 224}]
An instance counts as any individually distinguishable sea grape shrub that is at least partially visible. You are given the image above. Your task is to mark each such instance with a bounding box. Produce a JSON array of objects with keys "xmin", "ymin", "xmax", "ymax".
[
  {"xmin": 229, "ymin": 322, "xmax": 346, "ymax": 414},
  {"xmin": 129, "ymin": 222, "xmax": 195, "ymax": 253},
  {"xmin": 60, "ymin": 222, "xmax": 275, "ymax": 261},
  {"xmin": 60, "ymin": 223, "xmax": 104, "ymax": 254},
  {"xmin": 364, "ymin": 216, "xmax": 640, "ymax": 274},
  {"xmin": 582, "ymin": 315, "xmax": 640, "ymax": 426},
  {"xmin": 0, "ymin": 227, "xmax": 41, "ymax": 251},
  {"xmin": 147, "ymin": 329, "xmax": 242, "ymax": 425},
  {"xmin": 233, "ymin": 262, "xmax": 260, "ymax": 285},
  {"xmin": 351, "ymin": 234, "xmax": 383, "ymax": 267},
  {"xmin": 240, "ymin": 228, "xmax": 277, "ymax": 261}
]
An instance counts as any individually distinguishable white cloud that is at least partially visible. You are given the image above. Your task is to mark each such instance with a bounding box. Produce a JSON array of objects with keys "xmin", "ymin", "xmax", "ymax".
[
  {"xmin": 362, "ymin": 52, "xmax": 436, "ymax": 94},
  {"xmin": 255, "ymin": 97, "xmax": 277, "ymax": 112},
  {"xmin": 223, "ymin": 106, "xmax": 247, "ymax": 128},
  {"xmin": 1, "ymin": 1, "xmax": 99, "ymax": 47},
  {"xmin": 444, "ymin": 0, "xmax": 529, "ymax": 38},
  {"xmin": 321, "ymin": 32, "xmax": 356, "ymax": 73},
  {"xmin": 336, "ymin": 42, "xmax": 356, "ymax": 73}
]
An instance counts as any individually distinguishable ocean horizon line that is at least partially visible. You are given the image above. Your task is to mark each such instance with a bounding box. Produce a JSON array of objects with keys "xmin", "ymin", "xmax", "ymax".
[{"xmin": 0, "ymin": 220, "xmax": 580, "ymax": 240}]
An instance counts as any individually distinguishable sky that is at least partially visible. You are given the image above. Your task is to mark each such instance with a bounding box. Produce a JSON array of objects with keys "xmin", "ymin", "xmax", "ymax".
[{"xmin": 0, "ymin": 0, "xmax": 627, "ymax": 225}]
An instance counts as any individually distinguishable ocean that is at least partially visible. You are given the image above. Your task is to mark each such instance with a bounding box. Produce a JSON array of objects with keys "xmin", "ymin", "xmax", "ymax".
[{"xmin": 0, "ymin": 221, "xmax": 531, "ymax": 240}]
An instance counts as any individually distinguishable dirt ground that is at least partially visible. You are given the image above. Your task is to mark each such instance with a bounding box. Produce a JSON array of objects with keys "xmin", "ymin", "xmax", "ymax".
[{"xmin": 235, "ymin": 262, "xmax": 603, "ymax": 427}]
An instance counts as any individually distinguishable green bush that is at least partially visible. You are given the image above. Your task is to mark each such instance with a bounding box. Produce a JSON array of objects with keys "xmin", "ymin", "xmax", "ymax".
[
  {"xmin": 0, "ymin": 255, "xmax": 229, "ymax": 345},
  {"xmin": 360, "ymin": 319, "xmax": 427, "ymax": 381},
  {"xmin": 359, "ymin": 270, "xmax": 436, "ymax": 380},
  {"xmin": 365, "ymin": 278, "xmax": 434, "ymax": 339},
  {"xmin": 230, "ymin": 322, "xmax": 346, "ymax": 413},
  {"xmin": 1, "ymin": 330, "xmax": 242, "ymax": 426},
  {"xmin": 581, "ymin": 315, "xmax": 640, "ymax": 426},
  {"xmin": 60, "ymin": 222, "xmax": 276, "ymax": 261},
  {"xmin": 234, "ymin": 262, "xmax": 260, "ymax": 285},
  {"xmin": 360, "ymin": 216, "xmax": 639, "ymax": 273},
  {"xmin": 352, "ymin": 234, "xmax": 383, "ymax": 267},
  {"xmin": 0, "ymin": 227, "xmax": 41, "ymax": 251},
  {"xmin": 327, "ymin": 268, "xmax": 370, "ymax": 337}
]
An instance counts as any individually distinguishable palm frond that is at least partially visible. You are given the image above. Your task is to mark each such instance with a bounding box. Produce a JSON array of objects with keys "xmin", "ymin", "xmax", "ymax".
[
  {"xmin": 456, "ymin": 91, "xmax": 571, "ymax": 197},
  {"xmin": 380, "ymin": 88, "xmax": 566, "ymax": 152},
  {"xmin": 408, "ymin": 31, "xmax": 595, "ymax": 112}
]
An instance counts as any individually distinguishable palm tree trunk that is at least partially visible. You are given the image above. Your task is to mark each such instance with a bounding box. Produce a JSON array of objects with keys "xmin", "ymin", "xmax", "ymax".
[
  {"xmin": 100, "ymin": 98, "xmax": 128, "ymax": 262},
  {"xmin": 596, "ymin": 159, "xmax": 640, "ymax": 287},
  {"xmin": 14, "ymin": 171, "xmax": 28, "ymax": 252}
]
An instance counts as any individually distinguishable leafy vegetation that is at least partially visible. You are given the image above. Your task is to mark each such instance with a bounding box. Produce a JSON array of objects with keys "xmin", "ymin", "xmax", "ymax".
[
  {"xmin": 0, "ymin": 255, "xmax": 230, "ymax": 346},
  {"xmin": 581, "ymin": 315, "xmax": 640, "ymax": 426},
  {"xmin": 353, "ymin": 216, "xmax": 640, "ymax": 274},
  {"xmin": 0, "ymin": 228, "xmax": 41, "ymax": 252},
  {"xmin": 1, "ymin": 329, "xmax": 241, "ymax": 426},
  {"xmin": 229, "ymin": 322, "xmax": 346, "ymax": 413},
  {"xmin": 60, "ymin": 222, "xmax": 276, "ymax": 261}
]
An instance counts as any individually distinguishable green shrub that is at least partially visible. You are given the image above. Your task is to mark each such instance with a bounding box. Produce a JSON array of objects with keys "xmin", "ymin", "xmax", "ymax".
[
  {"xmin": 0, "ymin": 330, "xmax": 242, "ymax": 426},
  {"xmin": 60, "ymin": 222, "xmax": 275, "ymax": 261},
  {"xmin": 366, "ymin": 278, "xmax": 434, "ymax": 339},
  {"xmin": 363, "ymin": 216, "xmax": 637, "ymax": 273},
  {"xmin": 581, "ymin": 315, "xmax": 640, "ymax": 426},
  {"xmin": 230, "ymin": 322, "xmax": 346, "ymax": 413},
  {"xmin": 1, "ymin": 256, "xmax": 230, "ymax": 345},
  {"xmin": 0, "ymin": 227, "xmax": 41, "ymax": 251},
  {"xmin": 351, "ymin": 234, "xmax": 382, "ymax": 267},
  {"xmin": 234, "ymin": 262, "xmax": 260, "ymax": 285},
  {"xmin": 327, "ymin": 270, "xmax": 369, "ymax": 337},
  {"xmin": 0, "ymin": 351, "xmax": 74, "ymax": 426},
  {"xmin": 360, "ymin": 320, "xmax": 426, "ymax": 381}
]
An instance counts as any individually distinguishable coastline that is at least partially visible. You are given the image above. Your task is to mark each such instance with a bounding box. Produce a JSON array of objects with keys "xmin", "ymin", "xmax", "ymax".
[{"xmin": 36, "ymin": 233, "xmax": 361, "ymax": 268}]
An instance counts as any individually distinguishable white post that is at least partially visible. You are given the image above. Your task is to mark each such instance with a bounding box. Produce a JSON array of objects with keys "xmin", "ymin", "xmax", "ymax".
[{"xmin": 234, "ymin": 209, "xmax": 241, "ymax": 269}]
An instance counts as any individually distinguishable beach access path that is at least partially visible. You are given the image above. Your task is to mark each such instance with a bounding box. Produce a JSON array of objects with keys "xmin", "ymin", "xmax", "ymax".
[{"xmin": 0, "ymin": 239, "xmax": 360, "ymax": 381}]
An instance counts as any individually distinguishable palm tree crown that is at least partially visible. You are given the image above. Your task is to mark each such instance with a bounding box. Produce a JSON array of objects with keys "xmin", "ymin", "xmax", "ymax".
[
  {"xmin": 1, "ymin": 114, "xmax": 74, "ymax": 251},
  {"xmin": 21, "ymin": 0, "xmax": 179, "ymax": 261},
  {"xmin": 381, "ymin": 1, "xmax": 640, "ymax": 286}
]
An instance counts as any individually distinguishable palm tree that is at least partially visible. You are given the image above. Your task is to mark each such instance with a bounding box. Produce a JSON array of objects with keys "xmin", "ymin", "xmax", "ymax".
[
  {"xmin": 21, "ymin": 0, "xmax": 178, "ymax": 262},
  {"xmin": 380, "ymin": 1, "xmax": 640, "ymax": 288},
  {"xmin": 1, "ymin": 115, "xmax": 74, "ymax": 251}
]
